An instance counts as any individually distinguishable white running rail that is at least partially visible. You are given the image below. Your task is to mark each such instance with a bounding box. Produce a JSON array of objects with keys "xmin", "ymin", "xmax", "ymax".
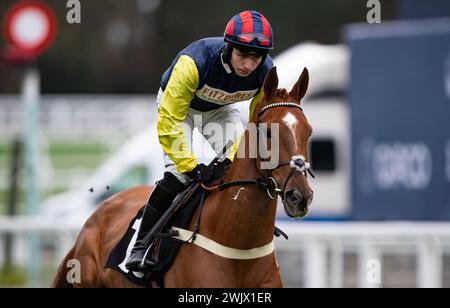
[{"xmin": 1, "ymin": 217, "xmax": 450, "ymax": 288}]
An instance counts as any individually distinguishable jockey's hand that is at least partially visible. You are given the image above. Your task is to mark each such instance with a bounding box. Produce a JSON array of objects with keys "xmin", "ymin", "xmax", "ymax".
[
  {"xmin": 186, "ymin": 163, "xmax": 214, "ymax": 183},
  {"xmin": 212, "ymin": 158, "xmax": 232, "ymax": 177}
]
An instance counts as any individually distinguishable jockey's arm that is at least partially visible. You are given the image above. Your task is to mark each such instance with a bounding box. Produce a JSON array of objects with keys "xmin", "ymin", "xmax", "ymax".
[
  {"xmin": 227, "ymin": 89, "xmax": 265, "ymax": 161},
  {"xmin": 157, "ymin": 55, "xmax": 200, "ymax": 173}
]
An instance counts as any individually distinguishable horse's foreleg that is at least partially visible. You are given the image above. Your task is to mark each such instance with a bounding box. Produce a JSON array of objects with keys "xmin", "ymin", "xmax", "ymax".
[
  {"xmin": 72, "ymin": 230, "xmax": 105, "ymax": 288},
  {"xmin": 72, "ymin": 256, "xmax": 103, "ymax": 288},
  {"xmin": 259, "ymin": 258, "xmax": 283, "ymax": 288}
]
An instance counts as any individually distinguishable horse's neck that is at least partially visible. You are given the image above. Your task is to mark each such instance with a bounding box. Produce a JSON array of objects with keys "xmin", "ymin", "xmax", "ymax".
[{"xmin": 203, "ymin": 134, "xmax": 277, "ymax": 249}]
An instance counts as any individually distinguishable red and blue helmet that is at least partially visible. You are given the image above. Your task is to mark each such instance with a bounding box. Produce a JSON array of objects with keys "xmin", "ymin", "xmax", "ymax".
[{"xmin": 224, "ymin": 10, "xmax": 273, "ymax": 51}]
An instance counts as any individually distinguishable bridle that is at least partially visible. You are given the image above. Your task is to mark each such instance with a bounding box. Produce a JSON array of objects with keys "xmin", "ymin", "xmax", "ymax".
[
  {"xmin": 256, "ymin": 102, "xmax": 315, "ymax": 202},
  {"xmin": 202, "ymin": 102, "xmax": 315, "ymax": 203}
]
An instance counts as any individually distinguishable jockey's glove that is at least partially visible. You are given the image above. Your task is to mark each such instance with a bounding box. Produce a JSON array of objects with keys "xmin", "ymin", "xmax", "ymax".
[
  {"xmin": 212, "ymin": 158, "xmax": 232, "ymax": 177},
  {"xmin": 186, "ymin": 163, "xmax": 214, "ymax": 183}
]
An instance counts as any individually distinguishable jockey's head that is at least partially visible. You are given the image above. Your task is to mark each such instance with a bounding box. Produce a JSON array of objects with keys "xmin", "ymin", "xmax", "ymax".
[{"xmin": 223, "ymin": 10, "xmax": 273, "ymax": 77}]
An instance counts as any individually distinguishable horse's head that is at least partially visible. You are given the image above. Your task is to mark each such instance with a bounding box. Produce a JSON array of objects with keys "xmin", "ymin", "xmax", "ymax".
[{"xmin": 253, "ymin": 67, "xmax": 314, "ymax": 218}]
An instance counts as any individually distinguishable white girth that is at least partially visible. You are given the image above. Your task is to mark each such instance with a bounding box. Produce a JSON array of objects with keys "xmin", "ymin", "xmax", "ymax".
[{"xmin": 170, "ymin": 227, "xmax": 275, "ymax": 260}]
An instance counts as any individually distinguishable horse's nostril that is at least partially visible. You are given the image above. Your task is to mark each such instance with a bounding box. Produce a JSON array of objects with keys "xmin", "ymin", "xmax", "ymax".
[{"xmin": 285, "ymin": 190, "xmax": 302, "ymax": 204}]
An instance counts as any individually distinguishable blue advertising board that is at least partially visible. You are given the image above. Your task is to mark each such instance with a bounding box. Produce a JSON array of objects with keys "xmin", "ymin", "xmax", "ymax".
[
  {"xmin": 398, "ymin": 0, "xmax": 450, "ymax": 20},
  {"xmin": 346, "ymin": 19, "xmax": 450, "ymax": 220}
]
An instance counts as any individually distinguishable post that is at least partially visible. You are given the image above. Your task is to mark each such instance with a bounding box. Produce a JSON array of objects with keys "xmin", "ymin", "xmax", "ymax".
[
  {"xmin": 3, "ymin": 138, "xmax": 22, "ymax": 268},
  {"xmin": 417, "ymin": 237, "xmax": 442, "ymax": 288},
  {"xmin": 304, "ymin": 239, "xmax": 327, "ymax": 288},
  {"xmin": 329, "ymin": 238, "xmax": 344, "ymax": 288},
  {"xmin": 22, "ymin": 67, "xmax": 41, "ymax": 287},
  {"xmin": 358, "ymin": 241, "xmax": 382, "ymax": 288}
]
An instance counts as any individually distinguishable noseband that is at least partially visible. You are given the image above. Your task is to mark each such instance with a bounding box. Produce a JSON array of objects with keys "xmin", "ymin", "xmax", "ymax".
[
  {"xmin": 264, "ymin": 154, "xmax": 315, "ymax": 200},
  {"xmin": 202, "ymin": 102, "xmax": 315, "ymax": 202}
]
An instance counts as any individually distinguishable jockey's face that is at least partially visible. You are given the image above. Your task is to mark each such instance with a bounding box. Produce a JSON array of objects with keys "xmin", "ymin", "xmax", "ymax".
[{"xmin": 230, "ymin": 48, "xmax": 263, "ymax": 77}]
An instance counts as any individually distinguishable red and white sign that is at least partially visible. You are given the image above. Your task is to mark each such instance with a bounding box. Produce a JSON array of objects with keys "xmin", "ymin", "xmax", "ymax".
[{"xmin": 3, "ymin": 1, "xmax": 57, "ymax": 57}]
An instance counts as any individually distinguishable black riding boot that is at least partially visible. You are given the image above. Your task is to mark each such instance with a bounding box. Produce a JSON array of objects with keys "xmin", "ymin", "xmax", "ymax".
[{"xmin": 125, "ymin": 172, "xmax": 186, "ymax": 271}]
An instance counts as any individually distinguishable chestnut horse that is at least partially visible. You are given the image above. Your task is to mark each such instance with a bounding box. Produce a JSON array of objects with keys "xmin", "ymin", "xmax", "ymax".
[{"xmin": 53, "ymin": 67, "xmax": 314, "ymax": 288}]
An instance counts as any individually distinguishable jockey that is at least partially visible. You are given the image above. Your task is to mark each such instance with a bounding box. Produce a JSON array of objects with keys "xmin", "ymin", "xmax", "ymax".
[{"xmin": 126, "ymin": 10, "xmax": 274, "ymax": 271}]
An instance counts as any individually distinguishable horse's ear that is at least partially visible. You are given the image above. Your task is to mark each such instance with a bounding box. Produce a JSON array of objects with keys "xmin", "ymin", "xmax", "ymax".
[
  {"xmin": 289, "ymin": 67, "xmax": 309, "ymax": 102},
  {"xmin": 263, "ymin": 67, "xmax": 278, "ymax": 100}
]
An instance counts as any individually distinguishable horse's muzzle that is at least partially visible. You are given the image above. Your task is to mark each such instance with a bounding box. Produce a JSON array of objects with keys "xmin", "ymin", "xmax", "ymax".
[{"xmin": 284, "ymin": 189, "xmax": 314, "ymax": 218}]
